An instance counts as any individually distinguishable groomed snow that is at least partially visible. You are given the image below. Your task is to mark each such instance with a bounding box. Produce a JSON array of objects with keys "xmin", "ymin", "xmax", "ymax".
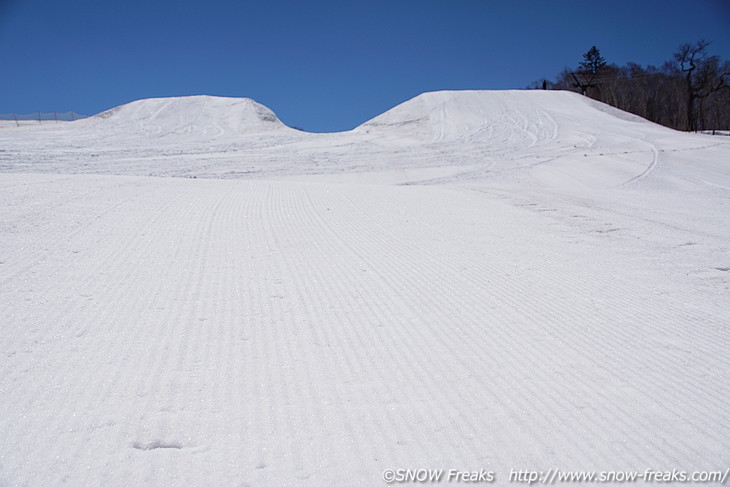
[{"xmin": 0, "ymin": 91, "xmax": 728, "ymax": 486}]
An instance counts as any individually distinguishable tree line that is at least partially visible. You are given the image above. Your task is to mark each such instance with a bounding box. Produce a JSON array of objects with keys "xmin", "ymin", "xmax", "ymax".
[{"xmin": 533, "ymin": 41, "xmax": 730, "ymax": 133}]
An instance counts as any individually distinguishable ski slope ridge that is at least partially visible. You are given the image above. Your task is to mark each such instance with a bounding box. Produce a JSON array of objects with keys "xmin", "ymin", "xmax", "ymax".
[
  {"xmin": 357, "ymin": 90, "xmax": 651, "ymax": 143},
  {"xmin": 1, "ymin": 90, "xmax": 729, "ymax": 189},
  {"xmin": 76, "ymin": 94, "xmax": 288, "ymax": 138},
  {"xmin": 350, "ymin": 90, "xmax": 730, "ymax": 190}
]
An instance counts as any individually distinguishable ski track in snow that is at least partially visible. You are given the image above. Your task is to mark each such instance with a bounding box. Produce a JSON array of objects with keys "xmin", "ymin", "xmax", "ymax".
[{"xmin": 0, "ymin": 91, "xmax": 729, "ymax": 486}]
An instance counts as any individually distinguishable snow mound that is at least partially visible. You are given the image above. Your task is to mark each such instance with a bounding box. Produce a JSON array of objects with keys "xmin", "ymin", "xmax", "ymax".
[
  {"xmin": 3, "ymin": 89, "xmax": 726, "ymax": 191},
  {"xmin": 358, "ymin": 90, "xmax": 656, "ymax": 144},
  {"xmin": 85, "ymin": 95, "xmax": 286, "ymax": 137}
]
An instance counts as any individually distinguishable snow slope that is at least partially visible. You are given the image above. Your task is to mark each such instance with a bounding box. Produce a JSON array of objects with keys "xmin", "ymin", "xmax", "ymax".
[
  {"xmin": 359, "ymin": 89, "xmax": 565, "ymax": 143},
  {"xmin": 83, "ymin": 95, "xmax": 287, "ymax": 138},
  {"xmin": 4, "ymin": 90, "xmax": 728, "ymax": 190},
  {"xmin": 0, "ymin": 91, "xmax": 729, "ymax": 486},
  {"xmin": 354, "ymin": 90, "xmax": 730, "ymax": 190}
]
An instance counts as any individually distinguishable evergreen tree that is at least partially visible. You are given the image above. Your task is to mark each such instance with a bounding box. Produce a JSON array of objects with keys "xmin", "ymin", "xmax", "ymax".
[
  {"xmin": 580, "ymin": 46, "xmax": 607, "ymax": 74},
  {"xmin": 572, "ymin": 46, "xmax": 607, "ymax": 96}
]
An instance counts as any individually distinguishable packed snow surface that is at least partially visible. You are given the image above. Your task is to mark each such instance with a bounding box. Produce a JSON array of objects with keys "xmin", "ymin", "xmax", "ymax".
[{"xmin": 1, "ymin": 91, "xmax": 728, "ymax": 486}]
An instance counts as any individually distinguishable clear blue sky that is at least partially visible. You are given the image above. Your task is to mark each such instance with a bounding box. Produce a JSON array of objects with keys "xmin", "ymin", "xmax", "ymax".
[{"xmin": 1, "ymin": 0, "xmax": 728, "ymax": 132}]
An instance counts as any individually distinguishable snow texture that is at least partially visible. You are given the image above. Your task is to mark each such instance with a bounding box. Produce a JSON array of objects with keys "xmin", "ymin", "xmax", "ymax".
[{"xmin": 0, "ymin": 91, "xmax": 728, "ymax": 486}]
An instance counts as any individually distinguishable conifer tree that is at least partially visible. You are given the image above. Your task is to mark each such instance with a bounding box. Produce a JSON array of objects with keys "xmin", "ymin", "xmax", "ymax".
[
  {"xmin": 572, "ymin": 46, "xmax": 607, "ymax": 96},
  {"xmin": 580, "ymin": 46, "xmax": 607, "ymax": 74}
]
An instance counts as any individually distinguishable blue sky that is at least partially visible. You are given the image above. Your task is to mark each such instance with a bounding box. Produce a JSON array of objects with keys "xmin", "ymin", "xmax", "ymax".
[{"xmin": 1, "ymin": 0, "xmax": 728, "ymax": 132}]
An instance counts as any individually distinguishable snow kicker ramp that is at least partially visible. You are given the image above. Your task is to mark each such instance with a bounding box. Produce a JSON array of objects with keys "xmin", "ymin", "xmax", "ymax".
[{"xmin": 0, "ymin": 91, "xmax": 729, "ymax": 486}]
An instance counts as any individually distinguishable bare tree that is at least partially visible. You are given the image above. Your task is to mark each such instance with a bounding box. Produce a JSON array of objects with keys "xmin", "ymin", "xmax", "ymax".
[
  {"xmin": 674, "ymin": 40, "xmax": 730, "ymax": 131},
  {"xmin": 534, "ymin": 42, "xmax": 730, "ymax": 132}
]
